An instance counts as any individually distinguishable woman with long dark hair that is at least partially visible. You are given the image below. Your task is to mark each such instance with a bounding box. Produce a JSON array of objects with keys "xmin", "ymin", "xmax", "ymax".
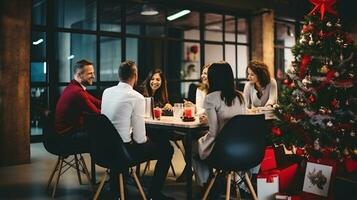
[
  {"xmin": 142, "ymin": 69, "xmax": 172, "ymax": 110},
  {"xmin": 192, "ymin": 61, "xmax": 247, "ymax": 191}
]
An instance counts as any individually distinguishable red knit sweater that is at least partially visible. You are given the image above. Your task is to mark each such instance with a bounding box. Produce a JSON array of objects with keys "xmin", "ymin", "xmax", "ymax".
[{"xmin": 55, "ymin": 80, "xmax": 101, "ymax": 134}]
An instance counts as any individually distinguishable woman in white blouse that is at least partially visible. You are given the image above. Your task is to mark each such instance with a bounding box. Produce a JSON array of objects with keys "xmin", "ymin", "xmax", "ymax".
[
  {"xmin": 195, "ymin": 64, "xmax": 210, "ymax": 115},
  {"xmin": 193, "ymin": 61, "xmax": 247, "ymax": 190},
  {"xmin": 243, "ymin": 60, "xmax": 278, "ymax": 110}
]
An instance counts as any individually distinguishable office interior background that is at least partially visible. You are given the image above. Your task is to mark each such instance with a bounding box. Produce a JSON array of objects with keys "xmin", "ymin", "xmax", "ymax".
[{"xmin": 1, "ymin": 0, "xmax": 357, "ymax": 172}]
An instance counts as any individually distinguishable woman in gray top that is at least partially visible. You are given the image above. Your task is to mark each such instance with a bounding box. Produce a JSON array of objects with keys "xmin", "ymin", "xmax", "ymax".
[{"xmin": 243, "ymin": 60, "xmax": 278, "ymax": 109}]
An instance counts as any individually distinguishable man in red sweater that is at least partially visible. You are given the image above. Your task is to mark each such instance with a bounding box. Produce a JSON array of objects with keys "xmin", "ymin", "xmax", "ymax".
[{"xmin": 55, "ymin": 59, "xmax": 101, "ymax": 152}]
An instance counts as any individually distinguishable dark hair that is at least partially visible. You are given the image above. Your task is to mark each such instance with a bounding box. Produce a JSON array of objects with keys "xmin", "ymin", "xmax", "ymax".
[
  {"xmin": 198, "ymin": 63, "xmax": 211, "ymax": 93},
  {"xmin": 208, "ymin": 61, "xmax": 244, "ymax": 106},
  {"xmin": 246, "ymin": 60, "xmax": 271, "ymax": 88},
  {"xmin": 118, "ymin": 60, "xmax": 137, "ymax": 82},
  {"xmin": 74, "ymin": 59, "xmax": 93, "ymax": 74},
  {"xmin": 142, "ymin": 69, "xmax": 169, "ymax": 107}
]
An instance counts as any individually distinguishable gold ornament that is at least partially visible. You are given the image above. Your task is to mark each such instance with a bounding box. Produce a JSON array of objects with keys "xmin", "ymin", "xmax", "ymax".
[{"xmin": 320, "ymin": 65, "xmax": 330, "ymax": 73}]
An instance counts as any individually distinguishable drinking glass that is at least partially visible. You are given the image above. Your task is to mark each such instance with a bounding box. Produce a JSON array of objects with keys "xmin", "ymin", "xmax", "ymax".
[
  {"xmin": 183, "ymin": 104, "xmax": 195, "ymax": 119},
  {"xmin": 153, "ymin": 107, "xmax": 162, "ymax": 120},
  {"xmin": 173, "ymin": 103, "xmax": 183, "ymax": 119}
]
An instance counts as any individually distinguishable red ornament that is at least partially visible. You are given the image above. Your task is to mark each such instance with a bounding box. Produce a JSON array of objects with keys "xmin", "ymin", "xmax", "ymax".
[
  {"xmin": 308, "ymin": 94, "xmax": 316, "ymax": 103},
  {"xmin": 302, "ymin": 24, "xmax": 314, "ymax": 33},
  {"xmin": 300, "ymin": 55, "xmax": 311, "ymax": 78},
  {"xmin": 289, "ymin": 82, "xmax": 296, "ymax": 88},
  {"xmin": 272, "ymin": 127, "xmax": 282, "ymax": 137},
  {"xmin": 190, "ymin": 45, "xmax": 198, "ymax": 54},
  {"xmin": 296, "ymin": 148, "xmax": 305, "ymax": 156},
  {"xmin": 283, "ymin": 78, "xmax": 291, "ymax": 85},
  {"xmin": 308, "ymin": 0, "xmax": 337, "ymax": 20},
  {"xmin": 331, "ymin": 98, "xmax": 339, "ymax": 108}
]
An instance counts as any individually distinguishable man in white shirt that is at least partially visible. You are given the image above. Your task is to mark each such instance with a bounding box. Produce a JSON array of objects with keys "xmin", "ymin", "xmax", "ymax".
[{"xmin": 101, "ymin": 60, "xmax": 174, "ymax": 200}]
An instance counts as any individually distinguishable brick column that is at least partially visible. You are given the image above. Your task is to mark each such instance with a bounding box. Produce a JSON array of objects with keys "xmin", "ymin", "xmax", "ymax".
[
  {"xmin": 0, "ymin": 0, "xmax": 31, "ymax": 166},
  {"xmin": 251, "ymin": 9, "xmax": 275, "ymax": 77}
]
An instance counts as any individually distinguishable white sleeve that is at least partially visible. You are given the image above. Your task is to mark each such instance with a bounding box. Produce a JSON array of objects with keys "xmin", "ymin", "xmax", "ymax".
[
  {"xmin": 195, "ymin": 89, "xmax": 205, "ymax": 115},
  {"xmin": 265, "ymin": 78, "xmax": 278, "ymax": 106},
  {"xmin": 243, "ymin": 82, "xmax": 252, "ymax": 109},
  {"xmin": 131, "ymin": 96, "xmax": 147, "ymax": 144}
]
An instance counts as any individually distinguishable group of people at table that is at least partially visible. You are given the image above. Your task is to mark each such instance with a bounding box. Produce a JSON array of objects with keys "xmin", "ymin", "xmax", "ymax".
[{"xmin": 54, "ymin": 59, "xmax": 278, "ymax": 199}]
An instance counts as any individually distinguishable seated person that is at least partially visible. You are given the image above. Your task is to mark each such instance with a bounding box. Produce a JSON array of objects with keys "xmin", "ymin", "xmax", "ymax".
[
  {"xmin": 55, "ymin": 59, "xmax": 101, "ymax": 152},
  {"xmin": 101, "ymin": 60, "xmax": 174, "ymax": 200},
  {"xmin": 243, "ymin": 60, "xmax": 278, "ymax": 112},
  {"xmin": 141, "ymin": 69, "xmax": 172, "ymax": 113},
  {"xmin": 192, "ymin": 61, "xmax": 247, "ymax": 195}
]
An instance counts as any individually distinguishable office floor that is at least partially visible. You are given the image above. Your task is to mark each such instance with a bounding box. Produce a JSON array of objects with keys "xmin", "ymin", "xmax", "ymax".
[{"xmin": 0, "ymin": 143, "xmax": 249, "ymax": 200}]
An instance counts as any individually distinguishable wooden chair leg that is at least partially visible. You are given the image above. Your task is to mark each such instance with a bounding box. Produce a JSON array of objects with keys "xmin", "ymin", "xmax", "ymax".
[
  {"xmin": 52, "ymin": 157, "xmax": 64, "ymax": 198},
  {"xmin": 119, "ymin": 173, "xmax": 125, "ymax": 200},
  {"xmin": 234, "ymin": 172, "xmax": 241, "ymax": 200},
  {"xmin": 93, "ymin": 172, "xmax": 108, "ymax": 200},
  {"xmin": 132, "ymin": 169, "xmax": 147, "ymax": 200},
  {"xmin": 79, "ymin": 154, "xmax": 92, "ymax": 189},
  {"xmin": 202, "ymin": 171, "xmax": 219, "ymax": 200},
  {"xmin": 47, "ymin": 157, "xmax": 60, "ymax": 190},
  {"xmin": 170, "ymin": 162, "xmax": 177, "ymax": 177},
  {"xmin": 225, "ymin": 172, "xmax": 232, "ymax": 200},
  {"xmin": 74, "ymin": 154, "xmax": 83, "ymax": 184},
  {"xmin": 142, "ymin": 161, "xmax": 151, "ymax": 176},
  {"xmin": 244, "ymin": 172, "xmax": 258, "ymax": 200}
]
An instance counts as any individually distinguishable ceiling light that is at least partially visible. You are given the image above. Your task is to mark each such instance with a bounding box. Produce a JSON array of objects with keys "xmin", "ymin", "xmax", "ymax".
[
  {"xmin": 167, "ymin": 10, "xmax": 191, "ymax": 21},
  {"xmin": 140, "ymin": 4, "xmax": 158, "ymax": 16},
  {"xmin": 32, "ymin": 38, "xmax": 43, "ymax": 45}
]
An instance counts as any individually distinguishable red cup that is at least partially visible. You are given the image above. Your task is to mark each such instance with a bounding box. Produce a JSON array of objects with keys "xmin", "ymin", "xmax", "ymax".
[
  {"xmin": 184, "ymin": 107, "xmax": 193, "ymax": 118},
  {"xmin": 153, "ymin": 107, "xmax": 162, "ymax": 120}
]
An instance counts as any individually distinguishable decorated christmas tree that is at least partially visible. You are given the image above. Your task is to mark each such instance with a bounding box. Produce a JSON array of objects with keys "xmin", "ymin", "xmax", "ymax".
[{"xmin": 272, "ymin": 0, "xmax": 357, "ymax": 161}]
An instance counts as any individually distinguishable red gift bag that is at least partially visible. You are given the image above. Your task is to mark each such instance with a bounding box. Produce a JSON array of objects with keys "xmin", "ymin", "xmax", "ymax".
[
  {"xmin": 261, "ymin": 147, "xmax": 277, "ymax": 172},
  {"xmin": 277, "ymin": 163, "xmax": 298, "ymax": 192}
]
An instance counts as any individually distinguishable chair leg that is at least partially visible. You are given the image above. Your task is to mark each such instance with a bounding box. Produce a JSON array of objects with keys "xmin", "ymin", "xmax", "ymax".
[
  {"xmin": 79, "ymin": 154, "xmax": 92, "ymax": 189},
  {"xmin": 132, "ymin": 168, "xmax": 147, "ymax": 200},
  {"xmin": 202, "ymin": 171, "xmax": 219, "ymax": 200},
  {"xmin": 119, "ymin": 173, "xmax": 125, "ymax": 200},
  {"xmin": 244, "ymin": 172, "xmax": 258, "ymax": 200},
  {"xmin": 170, "ymin": 161, "xmax": 177, "ymax": 177},
  {"xmin": 174, "ymin": 140, "xmax": 185, "ymax": 156},
  {"xmin": 225, "ymin": 172, "xmax": 232, "ymax": 200},
  {"xmin": 142, "ymin": 161, "xmax": 151, "ymax": 176},
  {"xmin": 93, "ymin": 172, "xmax": 108, "ymax": 200},
  {"xmin": 74, "ymin": 154, "xmax": 83, "ymax": 184},
  {"xmin": 234, "ymin": 172, "xmax": 241, "ymax": 200},
  {"xmin": 47, "ymin": 156, "xmax": 60, "ymax": 190},
  {"xmin": 52, "ymin": 156, "xmax": 64, "ymax": 198}
]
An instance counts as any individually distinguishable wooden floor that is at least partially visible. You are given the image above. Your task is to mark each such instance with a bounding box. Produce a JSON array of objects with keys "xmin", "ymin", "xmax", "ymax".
[
  {"xmin": 0, "ymin": 143, "xmax": 246, "ymax": 200},
  {"xmin": 0, "ymin": 143, "xmax": 189, "ymax": 200}
]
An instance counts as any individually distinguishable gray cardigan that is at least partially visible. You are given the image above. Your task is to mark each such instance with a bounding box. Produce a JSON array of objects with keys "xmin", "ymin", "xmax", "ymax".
[{"xmin": 243, "ymin": 78, "xmax": 278, "ymax": 108}]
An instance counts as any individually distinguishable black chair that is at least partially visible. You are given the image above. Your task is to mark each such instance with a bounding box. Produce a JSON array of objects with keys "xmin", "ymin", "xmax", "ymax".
[
  {"xmin": 84, "ymin": 113, "xmax": 147, "ymax": 200},
  {"xmin": 42, "ymin": 110, "xmax": 92, "ymax": 198},
  {"xmin": 202, "ymin": 114, "xmax": 267, "ymax": 200}
]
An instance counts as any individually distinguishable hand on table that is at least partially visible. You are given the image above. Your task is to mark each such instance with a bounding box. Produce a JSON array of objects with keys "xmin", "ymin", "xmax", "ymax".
[
  {"xmin": 162, "ymin": 103, "xmax": 173, "ymax": 111},
  {"xmin": 199, "ymin": 114, "xmax": 208, "ymax": 124}
]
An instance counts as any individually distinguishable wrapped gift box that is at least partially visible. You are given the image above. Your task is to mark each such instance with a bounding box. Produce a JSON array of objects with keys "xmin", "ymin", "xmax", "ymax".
[
  {"xmin": 261, "ymin": 147, "xmax": 277, "ymax": 172},
  {"xmin": 258, "ymin": 170, "xmax": 279, "ymax": 200},
  {"xmin": 344, "ymin": 157, "xmax": 357, "ymax": 173}
]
